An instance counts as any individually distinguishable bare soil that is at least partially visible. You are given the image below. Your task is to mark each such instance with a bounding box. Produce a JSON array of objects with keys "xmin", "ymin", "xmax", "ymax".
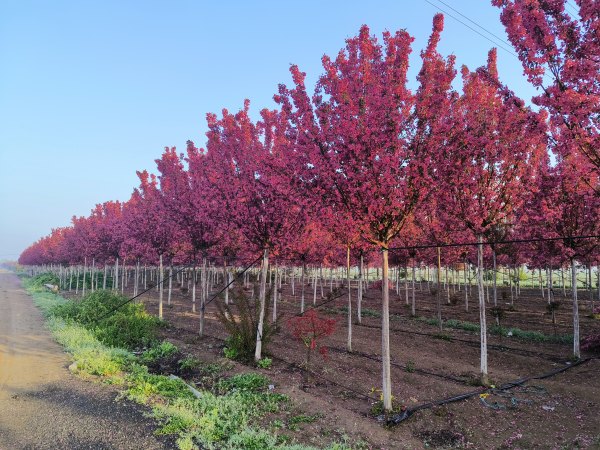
[{"xmin": 129, "ymin": 274, "xmax": 600, "ymax": 450}]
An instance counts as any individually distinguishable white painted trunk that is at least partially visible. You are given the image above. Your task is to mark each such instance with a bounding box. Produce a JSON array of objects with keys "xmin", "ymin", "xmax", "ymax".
[
  {"xmin": 158, "ymin": 255, "xmax": 163, "ymax": 319},
  {"xmin": 381, "ymin": 249, "xmax": 392, "ymax": 411},
  {"xmin": 477, "ymin": 236, "xmax": 489, "ymax": 385},
  {"xmin": 346, "ymin": 247, "xmax": 352, "ymax": 353},
  {"xmin": 255, "ymin": 248, "xmax": 269, "ymax": 361},
  {"xmin": 571, "ymin": 260, "xmax": 580, "ymax": 359}
]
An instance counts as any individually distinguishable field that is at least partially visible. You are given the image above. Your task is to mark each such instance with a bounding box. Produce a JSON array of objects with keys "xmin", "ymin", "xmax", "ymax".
[{"xmin": 60, "ymin": 268, "xmax": 600, "ymax": 450}]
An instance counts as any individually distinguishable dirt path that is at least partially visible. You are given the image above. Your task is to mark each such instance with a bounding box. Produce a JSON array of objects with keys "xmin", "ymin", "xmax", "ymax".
[{"xmin": 0, "ymin": 270, "xmax": 173, "ymax": 450}]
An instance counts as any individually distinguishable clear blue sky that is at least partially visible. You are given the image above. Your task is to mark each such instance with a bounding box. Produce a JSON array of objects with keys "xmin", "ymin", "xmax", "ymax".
[{"xmin": 0, "ymin": 0, "xmax": 539, "ymax": 260}]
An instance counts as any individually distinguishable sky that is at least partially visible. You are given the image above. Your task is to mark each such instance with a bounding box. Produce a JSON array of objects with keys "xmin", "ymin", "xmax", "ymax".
[{"xmin": 0, "ymin": 0, "xmax": 541, "ymax": 261}]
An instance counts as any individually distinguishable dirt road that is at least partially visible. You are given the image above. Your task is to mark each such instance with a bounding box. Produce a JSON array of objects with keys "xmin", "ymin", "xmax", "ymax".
[{"xmin": 0, "ymin": 270, "xmax": 173, "ymax": 449}]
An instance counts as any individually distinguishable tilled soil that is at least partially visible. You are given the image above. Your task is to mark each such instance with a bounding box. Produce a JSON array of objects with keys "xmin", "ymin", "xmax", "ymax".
[{"xmin": 129, "ymin": 274, "xmax": 600, "ymax": 450}]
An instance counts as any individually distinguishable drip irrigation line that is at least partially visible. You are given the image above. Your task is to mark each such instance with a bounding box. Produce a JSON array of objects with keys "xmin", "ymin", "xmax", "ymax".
[
  {"xmin": 201, "ymin": 253, "xmax": 264, "ymax": 310},
  {"xmin": 338, "ymin": 318, "xmax": 567, "ymax": 362},
  {"xmin": 185, "ymin": 327, "xmax": 379, "ymax": 402},
  {"xmin": 386, "ymin": 357, "xmax": 597, "ymax": 425},
  {"xmin": 266, "ymin": 352, "xmax": 379, "ymax": 402},
  {"xmin": 91, "ymin": 260, "xmax": 197, "ymax": 323},
  {"xmin": 326, "ymin": 346, "xmax": 468, "ymax": 386},
  {"xmin": 388, "ymin": 234, "xmax": 600, "ymax": 253}
]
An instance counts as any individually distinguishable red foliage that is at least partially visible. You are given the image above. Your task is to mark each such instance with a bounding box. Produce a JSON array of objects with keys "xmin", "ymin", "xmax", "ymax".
[{"xmin": 288, "ymin": 309, "xmax": 336, "ymax": 356}]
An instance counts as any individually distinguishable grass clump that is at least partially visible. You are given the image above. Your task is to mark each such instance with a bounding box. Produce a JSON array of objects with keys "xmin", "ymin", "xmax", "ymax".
[
  {"xmin": 53, "ymin": 290, "xmax": 161, "ymax": 350},
  {"xmin": 26, "ymin": 272, "xmax": 59, "ymax": 289},
  {"xmin": 140, "ymin": 341, "xmax": 179, "ymax": 364},
  {"xmin": 125, "ymin": 363, "xmax": 196, "ymax": 403},
  {"xmin": 151, "ymin": 373, "xmax": 289, "ymax": 449}
]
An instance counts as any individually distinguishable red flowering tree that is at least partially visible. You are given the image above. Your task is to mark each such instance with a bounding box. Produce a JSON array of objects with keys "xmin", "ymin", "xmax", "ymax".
[
  {"xmin": 277, "ymin": 16, "xmax": 454, "ymax": 410},
  {"xmin": 493, "ymin": 0, "xmax": 600, "ymax": 194},
  {"xmin": 524, "ymin": 160, "xmax": 599, "ymax": 358},
  {"xmin": 438, "ymin": 50, "xmax": 547, "ymax": 384},
  {"xmin": 205, "ymin": 102, "xmax": 306, "ymax": 361}
]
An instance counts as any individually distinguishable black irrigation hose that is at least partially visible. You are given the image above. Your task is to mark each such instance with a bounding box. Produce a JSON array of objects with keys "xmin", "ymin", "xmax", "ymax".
[
  {"xmin": 388, "ymin": 234, "xmax": 600, "ymax": 252},
  {"xmin": 385, "ymin": 357, "xmax": 597, "ymax": 425},
  {"xmin": 182, "ymin": 326, "xmax": 379, "ymax": 402},
  {"xmin": 326, "ymin": 346, "xmax": 468, "ymax": 386},
  {"xmin": 91, "ymin": 261, "xmax": 197, "ymax": 323},
  {"xmin": 202, "ymin": 254, "xmax": 263, "ymax": 310}
]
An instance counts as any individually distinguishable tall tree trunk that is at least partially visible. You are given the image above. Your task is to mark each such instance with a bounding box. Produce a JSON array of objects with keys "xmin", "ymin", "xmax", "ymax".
[
  {"xmin": 477, "ymin": 236, "xmax": 489, "ymax": 386},
  {"xmin": 91, "ymin": 258, "xmax": 95, "ymax": 292},
  {"xmin": 492, "ymin": 250, "xmax": 497, "ymax": 310},
  {"xmin": 381, "ymin": 248, "xmax": 392, "ymax": 411},
  {"xmin": 300, "ymin": 262, "xmax": 306, "ymax": 313},
  {"xmin": 464, "ymin": 258, "xmax": 469, "ymax": 312},
  {"xmin": 255, "ymin": 248, "xmax": 269, "ymax": 361},
  {"xmin": 411, "ymin": 262, "xmax": 416, "ymax": 317},
  {"xmin": 436, "ymin": 247, "xmax": 442, "ymax": 331},
  {"xmin": 114, "ymin": 257, "xmax": 119, "ymax": 292},
  {"xmin": 272, "ymin": 264, "xmax": 278, "ymax": 322},
  {"xmin": 134, "ymin": 260, "xmax": 139, "ymax": 297},
  {"xmin": 346, "ymin": 246, "xmax": 352, "ymax": 352},
  {"xmin": 158, "ymin": 254, "xmax": 163, "ymax": 320},
  {"xmin": 82, "ymin": 257, "xmax": 87, "ymax": 297},
  {"xmin": 405, "ymin": 264, "xmax": 409, "ymax": 306},
  {"xmin": 224, "ymin": 260, "xmax": 229, "ymax": 305},
  {"xmin": 313, "ymin": 267, "xmax": 318, "ymax": 305},
  {"xmin": 168, "ymin": 263, "xmax": 173, "ymax": 305},
  {"xmin": 357, "ymin": 254, "xmax": 363, "ymax": 324},
  {"xmin": 199, "ymin": 258, "xmax": 207, "ymax": 336},
  {"xmin": 571, "ymin": 259, "xmax": 580, "ymax": 359},
  {"xmin": 192, "ymin": 263, "xmax": 197, "ymax": 313}
]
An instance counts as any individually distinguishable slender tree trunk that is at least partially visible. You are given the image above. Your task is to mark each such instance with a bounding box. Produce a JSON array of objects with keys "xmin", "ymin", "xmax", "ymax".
[
  {"xmin": 199, "ymin": 258, "xmax": 207, "ymax": 336},
  {"xmin": 300, "ymin": 262, "xmax": 306, "ymax": 313},
  {"xmin": 320, "ymin": 265, "xmax": 324, "ymax": 299},
  {"xmin": 464, "ymin": 258, "xmax": 469, "ymax": 312},
  {"xmin": 192, "ymin": 263, "xmax": 197, "ymax": 313},
  {"xmin": 411, "ymin": 262, "xmax": 416, "ymax": 317},
  {"xmin": 347, "ymin": 246, "xmax": 352, "ymax": 352},
  {"xmin": 272, "ymin": 264, "xmax": 278, "ymax": 322},
  {"xmin": 255, "ymin": 248, "xmax": 269, "ymax": 361},
  {"xmin": 492, "ymin": 250, "xmax": 497, "ymax": 309},
  {"xmin": 477, "ymin": 236, "xmax": 489, "ymax": 386},
  {"xmin": 571, "ymin": 259, "xmax": 580, "ymax": 359},
  {"xmin": 224, "ymin": 261, "xmax": 229, "ymax": 305},
  {"xmin": 121, "ymin": 260, "xmax": 126, "ymax": 294},
  {"xmin": 381, "ymin": 248, "xmax": 392, "ymax": 411},
  {"xmin": 158, "ymin": 254, "xmax": 163, "ymax": 319},
  {"xmin": 313, "ymin": 267, "xmax": 318, "ymax": 305},
  {"xmin": 436, "ymin": 247, "xmax": 442, "ymax": 331},
  {"xmin": 134, "ymin": 260, "xmax": 139, "ymax": 297},
  {"xmin": 91, "ymin": 258, "xmax": 95, "ymax": 292},
  {"xmin": 405, "ymin": 264, "xmax": 409, "ymax": 306},
  {"xmin": 114, "ymin": 257, "xmax": 119, "ymax": 292},
  {"xmin": 446, "ymin": 266, "xmax": 450, "ymax": 305},
  {"xmin": 168, "ymin": 263, "xmax": 173, "ymax": 305},
  {"xmin": 357, "ymin": 254, "xmax": 363, "ymax": 324},
  {"xmin": 82, "ymin": 257, "xmax": 87, "ymax": 297}
]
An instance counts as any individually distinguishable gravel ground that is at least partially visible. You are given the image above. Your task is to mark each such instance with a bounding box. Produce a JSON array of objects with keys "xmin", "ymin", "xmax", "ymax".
[{"xmin": 0, "ymin": 270, "xmax": 175, "ymax": 450}]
